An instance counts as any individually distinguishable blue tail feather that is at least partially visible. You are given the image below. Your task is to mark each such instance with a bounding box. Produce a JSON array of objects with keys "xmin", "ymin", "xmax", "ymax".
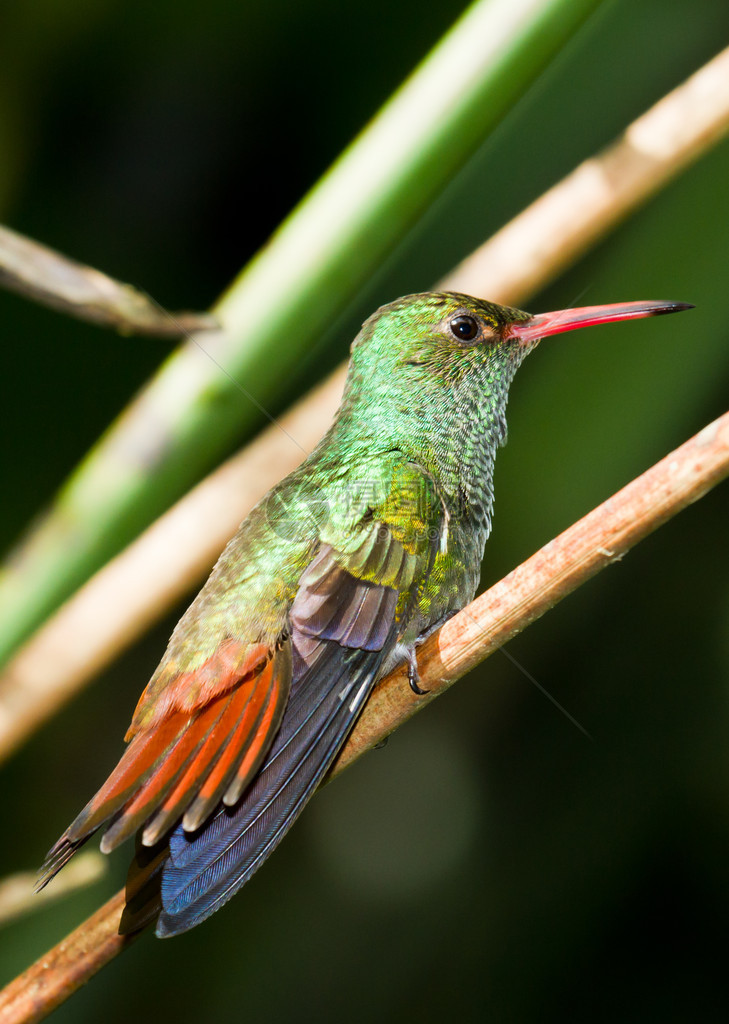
[{"xmin": 156, "ymin": 639, "xmax": 385, "ymax": 936}]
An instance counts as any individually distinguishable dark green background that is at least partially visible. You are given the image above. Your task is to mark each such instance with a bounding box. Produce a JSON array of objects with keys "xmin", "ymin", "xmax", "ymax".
[{"xmin": 2, "ymin": 1, "xmax": 729, "ymax": 1020}]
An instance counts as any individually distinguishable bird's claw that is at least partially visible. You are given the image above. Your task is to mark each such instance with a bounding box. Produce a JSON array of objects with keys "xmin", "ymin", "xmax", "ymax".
[{"xmin": 406, "ymin": 649, "xmax": 428, "ymax": 696}]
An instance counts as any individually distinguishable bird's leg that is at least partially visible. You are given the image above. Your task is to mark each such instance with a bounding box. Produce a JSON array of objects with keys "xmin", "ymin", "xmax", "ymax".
[{"xmin": 403, "ymin": 644, "xmax": 428, "ymax": 696}]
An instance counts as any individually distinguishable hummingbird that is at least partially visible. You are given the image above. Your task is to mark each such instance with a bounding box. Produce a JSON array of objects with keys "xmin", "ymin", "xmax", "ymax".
[{"xmin": 37, "ymin": 291, "xmax": 691, "ymax": 937}]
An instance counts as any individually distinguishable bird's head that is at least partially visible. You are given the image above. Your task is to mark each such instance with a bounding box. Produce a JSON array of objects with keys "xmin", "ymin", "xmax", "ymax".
[{"xmin": 346, "ymin": 291, "xmax": 692, "ymax": 411}]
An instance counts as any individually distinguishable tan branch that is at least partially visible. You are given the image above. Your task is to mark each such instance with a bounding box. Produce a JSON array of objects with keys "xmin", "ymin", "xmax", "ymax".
[
  {"xmin": 439, "ymin": 44, "xmax": 729, "ymax": 297},
  {"xmin": 2, "ymin": 43, "xmax": 729, "ymax": 766},
  {"xmin": 0, "ymin": 370, "xmax": 345, "ymax": 762},
  {"xmin": 336, "ymin": 411, "xmax": 729, "ymax": 767},
  {"xmin": 0, "ymin": 853, "xmax": 106, "ymax": 930},
  {"xmin": 2, "ymin": 408, "xmax": 728, "ymax": 1023},
  {"xmin": 0, "ymin": 891, "xmax": 135, "ymax": 1024}
]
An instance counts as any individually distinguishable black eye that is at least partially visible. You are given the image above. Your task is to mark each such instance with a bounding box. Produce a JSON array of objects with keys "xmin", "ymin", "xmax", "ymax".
[{"xmin": 449, "ymin": 314, "xmax": 479, "ymax": 342}]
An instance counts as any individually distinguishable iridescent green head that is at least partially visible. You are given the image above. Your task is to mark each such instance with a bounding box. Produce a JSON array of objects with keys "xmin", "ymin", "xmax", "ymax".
[{"xmin": 348, "ymin": 292, "xmax": 534, "ymax": 393}]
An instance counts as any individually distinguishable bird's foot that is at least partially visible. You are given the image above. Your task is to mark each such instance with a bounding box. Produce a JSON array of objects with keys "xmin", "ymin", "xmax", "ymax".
[{"xmin": 404, "ymin": 645, "xmax": 428, "ymax": 696}]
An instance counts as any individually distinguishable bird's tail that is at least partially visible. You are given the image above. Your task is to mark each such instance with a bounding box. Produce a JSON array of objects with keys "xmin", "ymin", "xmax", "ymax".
[{"xmin": 152, "ymin": 637, "xmax": 383, "ymax": 937}]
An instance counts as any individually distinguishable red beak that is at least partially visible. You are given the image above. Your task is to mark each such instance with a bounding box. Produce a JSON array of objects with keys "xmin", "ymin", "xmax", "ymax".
[{"xmin": 509, "ymin": 300, "xmax": 694, "ymax": 344}]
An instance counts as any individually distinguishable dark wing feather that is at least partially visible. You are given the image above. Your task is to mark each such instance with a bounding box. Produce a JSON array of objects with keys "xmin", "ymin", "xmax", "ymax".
[
  {"xmin": 290, "ymin": 542, "xmax": 399, "ymax": 650},
  {"xmin": 152, "ymin": 533, "xmax": 408, "ymax": 937}
]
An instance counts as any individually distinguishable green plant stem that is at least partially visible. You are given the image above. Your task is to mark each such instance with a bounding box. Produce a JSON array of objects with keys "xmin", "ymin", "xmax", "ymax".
[{"xmin": 0, "ymin": 0, "xmax": 603, "ymax": 667}]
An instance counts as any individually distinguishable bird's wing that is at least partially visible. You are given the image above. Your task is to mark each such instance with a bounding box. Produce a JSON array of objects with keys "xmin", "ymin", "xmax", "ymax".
[
  {"xmin": 38, "ymin": 457, "xmax": 446, "ymax": 936},
  {"xmin": 148, "ymin": 459, "xmax": 446, "ymax": 936}
]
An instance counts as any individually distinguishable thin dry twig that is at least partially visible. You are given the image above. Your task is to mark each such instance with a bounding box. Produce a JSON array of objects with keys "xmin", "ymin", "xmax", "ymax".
[
  {"xmin": 1, "ymin": 408, "xmax": 728, "ymax": 1024},
  {"xmin": 0, "ymin": 224, "xmax": 217, "ymax": 337},
  {"xmin": 2, "ymin": 43, "xmax": 729, "ymax": 765}
]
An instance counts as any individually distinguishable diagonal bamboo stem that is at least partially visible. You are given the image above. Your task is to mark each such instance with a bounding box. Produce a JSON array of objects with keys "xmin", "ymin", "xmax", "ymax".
[
  {"xmin": 2, "ymin": 41, "xmax": 729, "ymax": 765},
  {"xmin": 1, "ymin": 407, "xmax": 728, "ymax": 1024},
  {"xmin": 0, "ymin": 0, "xmax": 603, "ymax": 668}
]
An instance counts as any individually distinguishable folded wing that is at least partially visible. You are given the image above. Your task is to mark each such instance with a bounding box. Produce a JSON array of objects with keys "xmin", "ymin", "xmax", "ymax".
[
  {"xmin": 39, "ymin": 457, "xmax": 446, "ymax": 938},
  {"xmin": 153, "ymin": 462, "xmax": 444, "ymax": 936}
]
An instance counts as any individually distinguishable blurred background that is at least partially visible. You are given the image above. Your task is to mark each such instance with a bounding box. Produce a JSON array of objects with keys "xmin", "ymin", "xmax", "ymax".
[{"xmin": 2, "ymin": 0, "xmax": 729, "ymax": 1020}]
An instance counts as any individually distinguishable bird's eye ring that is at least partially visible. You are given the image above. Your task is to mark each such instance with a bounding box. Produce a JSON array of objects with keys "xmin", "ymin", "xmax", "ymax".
[{"xmin": 449, "ymin": 314, "xmax": 479, "ymax": 343}]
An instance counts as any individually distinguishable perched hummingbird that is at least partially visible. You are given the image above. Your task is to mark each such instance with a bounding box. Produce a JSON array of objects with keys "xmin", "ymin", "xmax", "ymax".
[{"xmin": 38, "ymin": 291, "xmax": 691, "ymax": 937}]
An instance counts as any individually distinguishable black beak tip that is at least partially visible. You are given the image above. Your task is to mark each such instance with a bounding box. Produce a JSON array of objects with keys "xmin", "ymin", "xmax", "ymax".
[{"xmin": 651, "ymin": 302, "xmax": 695, "ymax": 316}]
